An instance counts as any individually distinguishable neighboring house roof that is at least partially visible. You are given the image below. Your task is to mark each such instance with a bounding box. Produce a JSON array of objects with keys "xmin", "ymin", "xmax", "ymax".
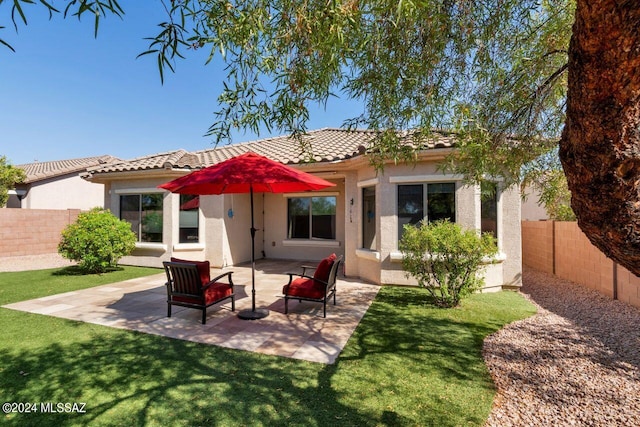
[
  {"xmin": 17, "ymin": 155, "xmax": 121, "ymax": 184},
  {"xmin": 86, "ymin": 128, "xmax": 456, "ymax": 177}
]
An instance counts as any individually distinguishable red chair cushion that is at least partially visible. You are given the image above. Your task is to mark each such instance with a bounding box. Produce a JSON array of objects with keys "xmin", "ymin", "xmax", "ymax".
[
  {"xmin": 313, "ymin": 253, "xmax": 337, "ymax": 283},
  {"xmin": 173, "ymin": 282, "xmax": 232, "ymax": 305},
  {"xmin": 283, "ymin": 277, "xmax": 325, "ymax": 300},
  {"xmin": 203, "ymin": 283, "xmax": 233, "ymax": 305},
  {"xmin": 171, "ymin": 257, "xmax": 210, "ymax": 285}
]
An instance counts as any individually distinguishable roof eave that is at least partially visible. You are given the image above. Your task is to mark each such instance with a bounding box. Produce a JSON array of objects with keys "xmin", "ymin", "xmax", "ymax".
[{"xmin": 83, "ymin": 168, "xmax": 196, "ymax": 184}]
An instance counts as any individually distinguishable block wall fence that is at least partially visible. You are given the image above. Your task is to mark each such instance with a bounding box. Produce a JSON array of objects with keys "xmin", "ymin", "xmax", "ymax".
[
  {"xmin": 0, "ymin": 209, "xmax": 81, "ymax": 257},
  {"xmin": 522, "ymin": 220, "xmax": 640, "ymax": 309}
]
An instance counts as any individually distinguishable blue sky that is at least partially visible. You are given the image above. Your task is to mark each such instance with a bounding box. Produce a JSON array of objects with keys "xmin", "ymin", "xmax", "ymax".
[{"xmin": 0, "ymin": 2, "xmax": 362, "ymax": 165}]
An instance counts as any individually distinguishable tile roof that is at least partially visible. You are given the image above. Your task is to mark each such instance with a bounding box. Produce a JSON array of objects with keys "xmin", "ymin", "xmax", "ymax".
[
  {"xmin": 17, "ymin": 155, "xmax": 121, "ymax": 183},
  {"xmin": 86, "ymin": 128, "xmax": 456, "ymax": 177}
]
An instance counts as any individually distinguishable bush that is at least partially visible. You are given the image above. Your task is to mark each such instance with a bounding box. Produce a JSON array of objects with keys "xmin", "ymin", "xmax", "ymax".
[
  {"xmin": 58, "ymin": 208, "xmax": 137, "ymax": 273},
  {"xmin": 399, "ymin": 220, "xmax": 497, "ymax": 307},
  {"xmin": 0, "ymin": 156, "xmax": 26, "ymax": 207}
]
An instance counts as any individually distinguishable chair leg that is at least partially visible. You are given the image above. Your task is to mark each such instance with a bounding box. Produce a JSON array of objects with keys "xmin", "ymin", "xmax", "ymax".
[
  {"xmin": 323, "ymin": 299, "xmax": 327, "ymax": 318},
  {"xmin": 231, "ymin": 295, "xmax": 235, "ymax": 312},
  {"xmin": 167, "ymin": 303, "xmax": 172, "ymax": 318},
  {"xmin": 333, "ymin": 291, "xmax": 337, "ymax": 305},
  {"xmin": 284, "ymin": 297, "xmax": 288, "ymax": 314},
  {"xmin": 202, "ymin": 308, "xmax": 206, "ymax": 325}
]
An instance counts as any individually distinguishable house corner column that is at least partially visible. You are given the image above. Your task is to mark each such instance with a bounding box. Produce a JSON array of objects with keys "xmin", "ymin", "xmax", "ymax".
[{"xmin": 343, "ymin": 171, "xmax": 359, "ymax": 278}]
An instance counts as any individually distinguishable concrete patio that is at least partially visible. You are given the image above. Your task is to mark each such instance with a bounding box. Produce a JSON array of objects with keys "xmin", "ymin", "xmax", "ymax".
[{"xmin": 3, "ymin": 259, "xmax": 380, "ymax": 364}]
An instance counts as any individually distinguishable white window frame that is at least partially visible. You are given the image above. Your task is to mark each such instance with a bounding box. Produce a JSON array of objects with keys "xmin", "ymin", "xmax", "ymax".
[
  {"xmin": 284, "ymin": 192, "xmax": 339, "ymax": 242},
  {"xmin": 116, "ymin": 188, "xmax": 166, "ymax": 249}
]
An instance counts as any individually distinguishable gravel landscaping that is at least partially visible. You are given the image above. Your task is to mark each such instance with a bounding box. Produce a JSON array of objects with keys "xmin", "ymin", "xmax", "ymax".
[
  {"xmin": 0, "ymin": 253, "xmax": 76, "ymax": 272},
  {"xmin": 484, "ymin": 268, "xmax": 640, "ymax": 426}
]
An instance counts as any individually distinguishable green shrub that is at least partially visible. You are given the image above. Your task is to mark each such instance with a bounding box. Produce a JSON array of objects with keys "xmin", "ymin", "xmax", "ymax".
[
  {"xmin": 399, "ymin": 220, "xmax": 498, "ymax": 307},
  {"xmin": 0, "ymin": 155, "xmax": 26, "ymax": 207},
  {"xmin": 58, "ymin": 208, "xmax": 137, "ymax": 273}
]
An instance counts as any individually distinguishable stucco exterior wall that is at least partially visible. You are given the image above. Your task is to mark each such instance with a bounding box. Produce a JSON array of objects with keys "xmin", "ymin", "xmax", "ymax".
[
  {"xmin": 343, "ymin": 171, "xmax": 359, "ymax": 277},
  {"xmin": 261, "ymin": 179, "xmax": 345, "ymax": 262},
  {"xmin": 349, "ymin": 169, "xmax": 381, "ymax": 284},
  {"xmin": 201, "ymin": 194, "xmax": 225, "ymax": 266},
  {"xmin": 107, "ymin": 174, "xmax": 343, "ymax": 269},
  {"xmin": 500, "ymin": 184, "xmax": 523, "ymax": 287},
  {"xmin": 107, "ymin": 177, "xmax": 178, "ymax": 268},
  {"xmin": 95, "ymin": 157, "xmax": 522, "ymax": 290},
  {"xmin": 221, "ymin": 192, "xmax": 260, "ymax": 267},
  {"xmin": 17, "ymin": 174, "xmax": 105, "ymax": 210},
  {"xmin": 521, "ymin": 187, "xmax": 548, "ymax": 220},
  {"xmin": 346, "ymin": 160, "xmax": 521, "ymax": 290},
  {"xmin": 372, "ymin": 161, "xmax": 489, "ymax": 286}
]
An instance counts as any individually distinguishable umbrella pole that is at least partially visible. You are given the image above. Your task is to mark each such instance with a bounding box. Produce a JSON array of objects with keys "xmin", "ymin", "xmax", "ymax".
[
  {"xmin": 251, "ymin": 184, "xmax": 256, "ymax": 311},
  {"xmin": 238, "ymin": 185, "xmax": 269, "ymax": 320}
]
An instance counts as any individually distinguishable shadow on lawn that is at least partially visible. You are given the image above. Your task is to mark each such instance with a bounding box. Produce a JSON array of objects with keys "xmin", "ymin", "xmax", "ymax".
[
  {"xmin": 0, "ymin": 283, "xmax": 514, "ymax": 426},
  {"xmin": 52, "ymin": 266, "xmax": 125, "ymax": 277},
  {"xmin": 331, "ymin": 286, "xmax": 502, "ymax": 426},
  {"xmin": 349, "ymin": 287, "xmax": 498, "ymax": 370},
  {"xmin": 0, "ymin": 326, "xmax": 374, "ymax": 427}
]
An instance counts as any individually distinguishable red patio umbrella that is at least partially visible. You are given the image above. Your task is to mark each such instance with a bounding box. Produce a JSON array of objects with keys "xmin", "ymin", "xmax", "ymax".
[{"xmin": 158, "ymin": 152, "xmax": 336, "ymax": 320}]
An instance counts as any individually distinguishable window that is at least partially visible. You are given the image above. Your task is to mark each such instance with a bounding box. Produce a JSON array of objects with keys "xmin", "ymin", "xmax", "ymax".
[
  {"xmin": 287, "ymin": 196, "xmax": 336, "ymax": 240},
  {"xmin": 179, "ymin": 194, "xmax": 199, "ymax": 243},
  {"xmin": 362, "ymin": 187, "xmax": 376, "ymax": 250},
  {"xmin": 398, "ymin": 184, "xmax": 424, "ymax": 241},
  {"xmin": 427, "ymin": 183, "xmax": 456, "ymax": 222},
  {"xmin": 397, "ymin": 183, "xmax": 456, "ymax": 240},
  {"xmin": 120, "ymin": 193, "xmax": 163, "ymax": 242},
  {"xmin": 481, "ymin": 182, "xmax": 498, "ymax": 240}
]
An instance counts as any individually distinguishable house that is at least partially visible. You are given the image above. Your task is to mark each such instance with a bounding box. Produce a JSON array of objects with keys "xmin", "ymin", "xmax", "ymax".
[
  {"xmin": 8, "ymin": 155, "xmax": 120, "ymax": 210},
  {"xmin": 84, "ymin": 129, "xmax": 522, "ymax": 289},
  {"xmin": 521, "ymin": 186, "xmax": 549, "ymax": 220}
]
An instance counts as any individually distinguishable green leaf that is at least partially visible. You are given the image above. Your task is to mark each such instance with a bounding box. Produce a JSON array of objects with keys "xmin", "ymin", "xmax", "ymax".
[
  {"xmin": 12, "ymin": 0, "xmax": 29, "ymax": 27},
  {"xmin": 157, "ymin": 53, "xmax": 164, "ymax": 84},
  {"xmin": 136, "ymin": 49, "xmax": 158, "ymax": 59},
  {"xmin": 94, "ymin": 8, "xmax": 99, "ymax": 38},
  {"xmin": 38, "ymin": 0, "xmax": 59, "ymax": 13},
  {"xmin": 0, "ymin": 37, "xmax": 16, "ymax": 52}
]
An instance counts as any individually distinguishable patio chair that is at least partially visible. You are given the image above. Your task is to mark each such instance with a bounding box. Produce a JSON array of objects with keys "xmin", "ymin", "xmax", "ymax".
[
  {"xmin": 282, "ymin": 254, "xmax": 343, "ymax": 318},
  {"xmin": 162, "ymin": 260, "xmax": 235, "ymax": 324}
]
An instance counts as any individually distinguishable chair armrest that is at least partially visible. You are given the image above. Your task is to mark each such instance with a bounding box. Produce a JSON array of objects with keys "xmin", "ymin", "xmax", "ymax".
[
  {"xmin": 285, "ymin": 265, "xmax": 317, "ymax": 276},
  {"xmin": 300, "ymin": 265, "xmax": 316, "ymax": 276},
  {"xmin": 284, "ymin": 272, "xmax": 316, "ymax": 286},
  {"xmin": 286, "ymin": 273, "xmax": 329, "ymax": 286},
  {"xmin": 202, "ymin": 271, "xmax": 234, "ymax": 290},
  {"xmin": 284, "ymin": 271, "xmax": 311, "ymax": 277}
]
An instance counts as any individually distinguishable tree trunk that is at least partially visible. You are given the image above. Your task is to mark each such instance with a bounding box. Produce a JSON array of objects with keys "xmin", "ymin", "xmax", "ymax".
[{"xmin": 560, "ymin": 0, "xmax": 640, "ymax": 277}]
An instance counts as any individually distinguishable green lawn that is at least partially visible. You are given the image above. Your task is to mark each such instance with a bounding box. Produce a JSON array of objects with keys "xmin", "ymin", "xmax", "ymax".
[{"xmin": 0, "ymin": 267, "xmax": 536, "ymax": 426}]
